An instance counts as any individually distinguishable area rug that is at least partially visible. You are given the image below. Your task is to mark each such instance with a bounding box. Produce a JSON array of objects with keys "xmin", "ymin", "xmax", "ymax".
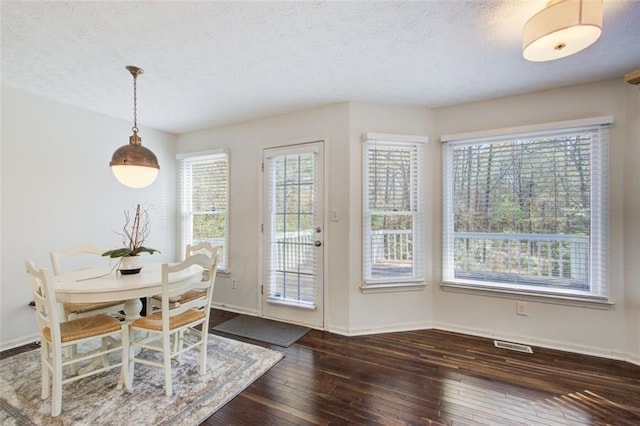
[
  {"xmin": 212, "ymin": 315, "xmax": 311, "ymax": 347},
  {"xmin": 0, "ymin": 334, "xmax": 283, "ymax": 426}
]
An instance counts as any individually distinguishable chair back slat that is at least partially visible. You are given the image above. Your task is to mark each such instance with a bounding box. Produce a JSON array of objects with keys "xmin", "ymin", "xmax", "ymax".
[
  {"xmin": 185, "ymin": 241, "xmax": 218, "ymax": 260},
  {"xmin": 50, "ymin": 245, "xmax": 113, "ymax": 276},
  {"xmin": 164, "ymin": 277, "xmax": 211, "ymax": 299},
  {"xmin": 185, "ymin": 242, "xmax": 219, "ymax": 283},
  {"xmin": 49, "ymin": 245, "xmax": 123, "ymax": 320},
  {"xmin": 161, "ymin": 249, "xmax": 220, "ymax": 327},
  {"xmin": 25, "ymin": 260, "xmax": 60, "ymax": 343}
]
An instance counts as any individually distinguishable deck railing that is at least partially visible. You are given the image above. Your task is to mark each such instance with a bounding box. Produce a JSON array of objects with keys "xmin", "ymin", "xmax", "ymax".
[
  {"xmin": 453, "ymin": 232, "xmax": 589, "ymax": 286},
  {"xmin": 366, "ymin": 230, "xmax": 589, "ymax": 287},
  {"xmin": 269, "ymin": 231, "xmax": 315, "ymax": 303},
  {"xmin": 370, "ymin": 229, "xmax": 413, "ymax": 263},
  {"xmin": 273, "ymin": 230, "xmax": 590, "ymax": 288},
  {"xmin": 273, "ymin": 231, "xmax": 315, "ymax": 272}
]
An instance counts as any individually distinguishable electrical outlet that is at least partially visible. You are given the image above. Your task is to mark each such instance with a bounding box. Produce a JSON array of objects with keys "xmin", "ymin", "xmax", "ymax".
[
  {"xmin": 516, "ymin": 301, "xmax": 528, "ymax": 316},
  {"xmin": 232, "ymin": 279, "xmax": 237, "ymax": 289}
]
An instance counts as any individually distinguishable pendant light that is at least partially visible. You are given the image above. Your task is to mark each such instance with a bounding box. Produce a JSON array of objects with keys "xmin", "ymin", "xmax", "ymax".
[
  {"xmin": 110, "ymin": 65, "xmax": 160, "ymax": 188},
  {"xmin": 523, "ymin": 0, "xmax": 603, "ymax": 62}
]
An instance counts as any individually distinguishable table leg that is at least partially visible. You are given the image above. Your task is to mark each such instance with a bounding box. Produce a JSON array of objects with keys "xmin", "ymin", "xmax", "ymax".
[{"xmin": 123, "ymin": 298, "xmax": 142, "ymax": 320}]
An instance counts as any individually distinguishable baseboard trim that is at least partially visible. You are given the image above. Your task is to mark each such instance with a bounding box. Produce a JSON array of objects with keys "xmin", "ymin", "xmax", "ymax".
[
  {"xmin": 326, "ymin": 324, "xmax": 351, "ymax": 336},
  {"xmin": 211, "ymin": 302, "xmax": 257, "ymax": 317},
  {"xmin": 324, "ymin": 319, "xmax": 640, "ymax": 366},
  {"xmin": 0, "ymin": 333, "xmax": 40, "ymax": 352},
  {"xmin": 433, "ymin": 321, "xmax": 638, "ymax": 365},
  {"xmin": 624, "ymin": 351, "xmax": 640, "ymax": 366},
  {"xmin": 329, "ymin": 320, "xmax": 433, "ymax": 337}
]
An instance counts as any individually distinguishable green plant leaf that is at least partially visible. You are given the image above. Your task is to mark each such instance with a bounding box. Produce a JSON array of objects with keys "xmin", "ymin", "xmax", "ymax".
[
  {"xmin": 101, "ymin": 248, "xmax": 135, "ymax": 258},
  {"xmin": 135, "ymin": 246, "xmax": 160, "ymax": 255},
  {"xmin": 102, "ymin": 247, "xmax": 160, "ymax": 258}
]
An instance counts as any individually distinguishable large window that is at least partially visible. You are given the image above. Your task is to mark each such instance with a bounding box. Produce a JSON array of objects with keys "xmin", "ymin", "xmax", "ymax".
[
  {"xmin": 363, "ymin": 133, "xmax": 427, "ymax": 287},
  {"xmin": 442, "ymin": 117, "xmax": 611, "ymax": 300},
  {"xmin": 178, "ymin": 150, "xmax": 229, "ymax": 272}
]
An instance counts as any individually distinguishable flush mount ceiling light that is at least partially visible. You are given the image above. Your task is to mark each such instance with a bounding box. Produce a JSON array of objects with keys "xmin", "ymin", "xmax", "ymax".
[
  {"xmin": 110, "ymin": 66, "xmax": 159, "ymax": 188},
  {"xmin": 523, "ymin": 0, "xmax": 603, "ymax": 62}
]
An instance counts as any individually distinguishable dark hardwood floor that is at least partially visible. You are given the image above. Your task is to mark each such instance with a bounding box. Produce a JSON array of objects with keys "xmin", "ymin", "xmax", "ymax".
[
  {"xmin": 205, "ymin": 310, "xmax": 640, "ymax": 426},
  {"xmin": 4, "ymin": 309, "xmax": 640, "ymax": 425}
]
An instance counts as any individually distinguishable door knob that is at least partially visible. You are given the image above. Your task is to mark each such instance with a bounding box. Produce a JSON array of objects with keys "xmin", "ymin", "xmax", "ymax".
[
  {"xmin": 314, "ymin": 241, "xmax": 322, "ymax": 247},
  {"xmin": 316, "ymin": 227, "xmax": 322, "ymax": 233}
]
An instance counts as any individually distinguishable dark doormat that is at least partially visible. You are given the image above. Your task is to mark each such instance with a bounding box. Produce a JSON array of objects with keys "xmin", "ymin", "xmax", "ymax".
[{"xmin": 212, "ymin": 315, "xmax": 311, "ymax": 347}]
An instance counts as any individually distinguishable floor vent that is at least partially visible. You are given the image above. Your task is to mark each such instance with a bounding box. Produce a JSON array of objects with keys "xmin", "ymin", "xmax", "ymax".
[{"xmin": 494, "ymin": 340, "xmax": 533, "ymax": 353}]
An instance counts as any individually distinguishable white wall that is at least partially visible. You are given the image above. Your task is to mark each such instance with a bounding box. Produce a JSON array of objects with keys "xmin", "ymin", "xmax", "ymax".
[
  {"xmin": 0, "ymin": 87, "xmax": 177, "ymax": 350},
  {"xmin": 432, "ymin": 79, "xmax": 639, "ymax": 362},
  {"xmin": 4, "ymin": 78, "xmax": 636, "ymax": 363},
  {"xmin": 177, "ymin": 103, "xmax": 352, "ymax": 331},
  {"xmin": 176, "ymin": 81, "xmax": 638, "ymax": 363},
  {"xmin": 624, "ymin": 83, "xmax": 640, "ymax": 360},
  {"xmin": 176, "ymin": 102, "xmax": 439, "ymax": 335},
  {"xmin": 346, "ymin": 103, "xmax": 437, "ymax": 334}
]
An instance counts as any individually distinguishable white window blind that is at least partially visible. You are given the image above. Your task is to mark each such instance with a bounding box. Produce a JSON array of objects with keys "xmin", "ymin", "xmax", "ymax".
[
  {"xmin": 442, "ymin": 119, "xmax": 611, "ymax": 300},
  {"xmin": 178, "ymin": 150, "xmax": 229, "ymax": 272},
  {"xmin": 363, "ymin": 134, "xmax": 427, "ymax": 286},
  {"xmin": 264, "ymin": 145, "xmax": 320, "ymax": 308}
]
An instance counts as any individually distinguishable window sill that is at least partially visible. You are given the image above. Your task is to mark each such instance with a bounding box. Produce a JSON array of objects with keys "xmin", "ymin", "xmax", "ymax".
[
  {"xmin": 440, "ymin": 281, "xmax": 614, "ymax": 309},
  {"xmin": 360, "ymin": 282, "xmax": 427, "ymax": 294}
]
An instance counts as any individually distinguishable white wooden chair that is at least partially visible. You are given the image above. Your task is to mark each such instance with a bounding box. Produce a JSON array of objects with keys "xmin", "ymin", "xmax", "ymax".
[
  {"xmin": 50, "ymin": 245, "xmax": 126, "ymax": 320},
  {"xmin": 25, "ymin": 260, "xmax": 129, "ymax": 417},
  {"xmin": 126, "ymin": 252, "xmax": 219, "ymax": 396},
  {"xmin": 147, "ymin": 242, "xmax": 219, "ymax": 314}
]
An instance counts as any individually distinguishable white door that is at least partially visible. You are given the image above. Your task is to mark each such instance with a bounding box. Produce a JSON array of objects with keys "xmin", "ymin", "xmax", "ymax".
[{"xmin": 261, "ymin": 141, "xmax": 324, "ymax": 329}]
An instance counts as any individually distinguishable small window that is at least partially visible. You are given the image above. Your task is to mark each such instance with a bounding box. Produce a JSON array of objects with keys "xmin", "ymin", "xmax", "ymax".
[
  {"xmin": 362, "ymin": 134, "xmax": 427, "ymax": 288},
  {"xmin": 178, "ymin": 150, "xmax": 229, "ymax": 272},
  {"xmin": 441, "ymin": 118, "xmax": 611, "ymax": 300}
]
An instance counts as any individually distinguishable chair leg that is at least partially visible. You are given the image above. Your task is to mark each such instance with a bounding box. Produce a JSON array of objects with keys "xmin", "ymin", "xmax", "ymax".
[
  {"xmin": 173, "ymin": 330, "xmax": 184, "ymax": 361},
  {"xmin": 163, "ymin": 334, "xmax": 173, "ymax": 396},
  {"xmin": 100, "ymin": 337, "xmax": 110, "ymax": 368},
  {"xmin": 199, "ymin": 330, "xmax": 208, "ymax": 375},
  {"xmin": 69, "ymin": 343, "xmax": 79, "ymax": 375},
  {"xmin": 40, "ymin": 341, "xmax": 51, "ymax": 399},
  {"xmin": 51, "ymin": 348, "xmax": 63, "ymax": 417}
]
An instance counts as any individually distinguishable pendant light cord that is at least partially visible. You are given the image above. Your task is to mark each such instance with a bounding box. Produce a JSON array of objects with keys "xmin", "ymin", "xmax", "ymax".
[{"xmin": 132, "ymin": 72, "xmax": 138, "ymax": 134}]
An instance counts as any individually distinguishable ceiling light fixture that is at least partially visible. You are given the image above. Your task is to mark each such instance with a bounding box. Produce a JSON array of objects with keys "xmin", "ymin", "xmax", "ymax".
[
  {"xmin": 523, "ymin": 0, "xmax": 603, "ymax": 62},
  {"xmin": 110, "ymin": 66, "xmax": 159, "ymax": 188}
]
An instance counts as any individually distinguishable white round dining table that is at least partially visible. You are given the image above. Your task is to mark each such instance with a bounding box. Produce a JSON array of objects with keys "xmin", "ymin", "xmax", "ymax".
[{"xmin": 53, "ymin": 262, "xmax": 203, "ymax": 320}]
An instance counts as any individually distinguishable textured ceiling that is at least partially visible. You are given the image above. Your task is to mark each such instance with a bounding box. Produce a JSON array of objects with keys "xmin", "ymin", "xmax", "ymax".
[{"xmin": 2, "ymin": 1, "xmax": 639, "ymax": 135}]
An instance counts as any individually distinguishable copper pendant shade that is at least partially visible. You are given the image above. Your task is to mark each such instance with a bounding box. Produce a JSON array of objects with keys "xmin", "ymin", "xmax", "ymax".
[{"xmin": 110, "ymin": 66, "xmax": 160, "ymax": 188}]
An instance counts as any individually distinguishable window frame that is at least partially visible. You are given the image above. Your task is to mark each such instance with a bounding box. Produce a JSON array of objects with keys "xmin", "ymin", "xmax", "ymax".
[
  {"xmin": 441, "ymin": 117, "xmax": 612, "ymax": 303},
  {"xmin": 177, "ymin": 149, "xmax": 230, "ymax": 273},
  {"xmin": 362, "ymin": 133, "xmax": 428, "ymax": 290}
]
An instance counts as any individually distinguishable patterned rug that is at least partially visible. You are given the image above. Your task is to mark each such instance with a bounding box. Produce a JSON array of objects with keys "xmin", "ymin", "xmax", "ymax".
[{"xmin": 0, "ymin": 334, "xmax": 283, "ymax": 425}]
